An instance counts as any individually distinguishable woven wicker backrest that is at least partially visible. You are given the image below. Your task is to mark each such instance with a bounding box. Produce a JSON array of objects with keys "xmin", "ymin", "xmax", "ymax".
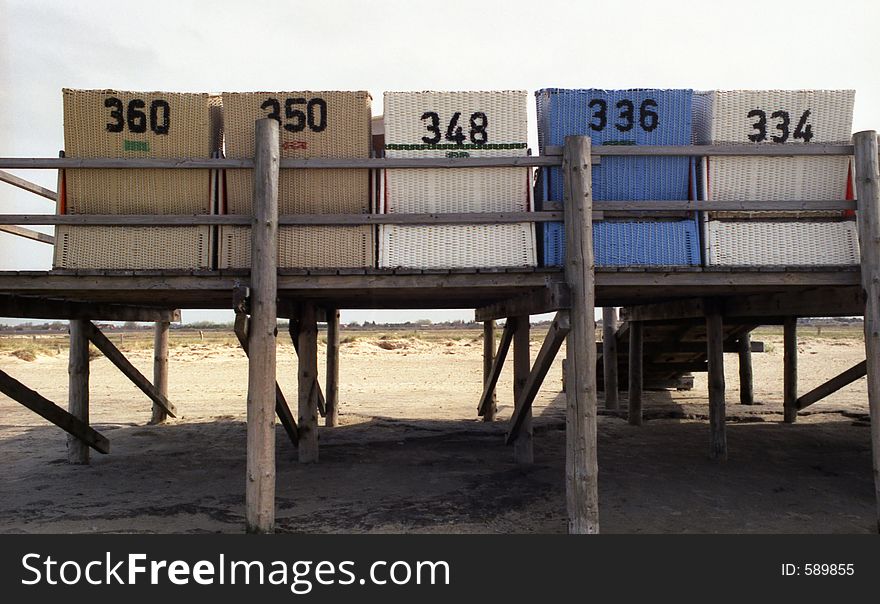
[
  {"xmin": 693, "ymin": 90, "xmax": 855, "ymax": 144},
  {"xmin": 705, "ymin": 220, "xmax": 860, "ymax": 266},
  {"xmin": 535, "ymin": 88, "xmax": 693, "ymax": 202},
  {"xmin": 384, "ymin": 91, "xmax": 528, "ymax": 158},
  {"xmin": 218, "ymin": 92, "xmax": 373, "ymax": 269},
  {"xmin": 383, "ymin": 91, "xmax": 530, "ymax": 214},
  {"xmin": 62, "ymin": 89, "xmax": 212, "ymax": 215},
  {"xmin": 542, "ymin": 220, "xmax": 702, "ymax": 267},
  {"xmin": 53, "ymin": 226, "xmax": 212, "ymax": 270},
  {"xmin": 378, "ymin": 91, "xmax": 534, "ymax": 268},
  {"xmin": 694, "ymin": 90, "xmax": 855, "ymax": 215},
  {"xmin": 221, "ymin": 91, "xmax": 371, "ymax": 214}
]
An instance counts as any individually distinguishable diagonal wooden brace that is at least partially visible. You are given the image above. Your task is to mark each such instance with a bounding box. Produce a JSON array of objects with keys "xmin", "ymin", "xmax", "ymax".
[
  {"xmin": 477, "ymin": 319, "xmax": 515, "ymax": 416},
  {"xmin": 506, "ymin": 311, "xmax": 572, "ymax": 444},
  {"xmin": 233, "ymin": 309, "xmax": 299, "ymax": 446},
  {"xmin": 797, "ymin": 360, "xmax": 867, "ymax": 410},
  {"xmin": 82, "ymin": 320, "xmax": 177, "ymax": 418},
  {"xmin": 0, "ymin": 369, "xmax": 109, "ymax": 453}
]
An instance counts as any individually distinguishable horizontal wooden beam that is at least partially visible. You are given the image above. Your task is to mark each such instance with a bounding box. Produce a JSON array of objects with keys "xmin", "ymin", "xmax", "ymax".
[
  {"xmin": 0, "ymin": 204, "xmax": 856, "ymax": 227},
  {"xmin": 0, "ymin": 169, "xmax": 57, "ymax": 201},
  {"xmin": 630, "ymin": 340, "xmax": 765, "ymax": 354},
  {"xmin": 541, "ymin": 199, "xmax": 856, "ymax": 217},
  {"xmin": 83, "ymin": 321, "xmax": 177, "ymax": 417},
  {"xmin": 622, "ymin": 287, "xmax": 865, "ymax": 322},
  {"xmin": 594, "ymin": 200, "xmax": 855, "ymax": 211},
  {"xmin": 475, "ymin": 282, "xmax": 571, "ymax": 322},
  {"xmin": 645, "ymin": 361, "xmax": 708, "ymax": 373},
  {"xmin": 477, "ymin": 319, "xmax": 515, "ymax": 416},
  {"xmin": 797, "ymin": 360, "xmax": 867, "ymax": 410},
  {"xmin": 0, "ymin": 294, "xmax": 179, "ymax": 322},
  {"xmin": 0, "ymin": 212, "xmax": 566, "ymax": 226},
  {"xmin": 0, "ymin": 144, "xmax": 854, "ymax": 172},
  {"xmin": 0, "ymin": 225, "xmax": 54, "ymax": 244},
  {"xmin": 544, "ymin": 144, "xmax": 853, "ymax": 157},
  {"xmin": 506, "ymin": 310, "xmax": 571, "ymax": 444},
  {"xmin": 0, "ymin": 156, "xmax": 564, "ymax": 170},
  {"xmin": 725, "ymin": 287, "xmax": 865, "ymax": 318},
  {"xmin": 0, "ymin": 368, "xmax": 109, "ymax": 453}
]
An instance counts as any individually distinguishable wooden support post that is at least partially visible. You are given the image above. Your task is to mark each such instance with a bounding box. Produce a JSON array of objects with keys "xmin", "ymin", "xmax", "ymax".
[
  {"xmin": 784, "ymin": 317, "xmax": 798, "ymax": 424},
  {"xmin": 706, "ymin": 301, "xmax": 727, "ymax": 461},
  {"xmin": 0, "ymin": 369, "xmax": 108, "ymax": 454},
  {"xmin": 562, "ymin": 135, "xmax": 599, "ymax": 534},
  {"xmin": 511, "ymin": 315, "xmax": 533, "ymax": 463},
  {"xmin": 602, "ymin": 307, "xmax": 619, "ymax": 410},
  {"xmin": 68, "ymin": 320, "xmax": 90, "ymax": 464},
  {"xmin": 852, "ymin": 130, "xmax": 880, "ymax": 532},
  {"xmin": 738, "ymin": 331, "xmax": 754, "ymax": 405},
  {"xmin": 325, "ymin": 308, "xmax": 340, "ymax": 427},
  {"xmin": 627, "ymin": 321, "xmax": 643, "ymax": 426},
  {"xmin": 477, "ymin": 320, "xmax": 514, "ymax": 417},
  {"xmin": 289, "ymin": 318, "xmax": 326, "ymax": 418},
  {"xmin": 298, "ymin": 303, "xmax": 320, "ymax": 463},
  {"xmin": 506, "ymin": 311, "xmax": 571, "ymax": 443},
  {"xmin": 482, "ymin": 320, "xmax": 498, "ymax": 421},
  {"xmin": 245, "ymin": 118, "xmax": 279, "ymax": 534},
  {"xmin": 150, "ymin": 321, "xmax": 170, "ymax": 425}
]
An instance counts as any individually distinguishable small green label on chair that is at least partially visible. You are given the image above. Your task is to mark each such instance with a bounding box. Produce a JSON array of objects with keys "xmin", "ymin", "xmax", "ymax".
[{"xmin": 124, "ymin": 140, "xmax": 150, "ymax": 152}]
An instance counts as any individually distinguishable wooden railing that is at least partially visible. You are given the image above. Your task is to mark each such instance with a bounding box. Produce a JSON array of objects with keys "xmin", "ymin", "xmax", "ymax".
[{"xmin": 0, "ymin": 141, "xmax": 857, "ymax": 235}]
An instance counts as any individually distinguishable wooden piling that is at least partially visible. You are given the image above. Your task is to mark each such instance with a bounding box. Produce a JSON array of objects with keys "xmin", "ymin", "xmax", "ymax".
[
  {"xmin": 706, "ymin": 301, "xmax": 727, "ymax": 461},
  {"xmin": 511, "ymin": 315, "xmax": 533, "ymax": 463},
  {"xmin": 627, "ymin": 320, "xmax": 643, "ymax": 425},
  {"xmin": 737, "ymin": 331, "xmax": 754, "ymax": 405},
  {"xmin": 783, "ymin": 317, "xmax": 798, "ymax": 424},
  {"xmin": 298, "ymin": 303, "xmax": 320, "ymax": 463},
  {"xmin": 245, "ymin": 118, "xmax": 279, "ymax": 534},
  {"xmin": 562, "ymin": 135, "xmax": 599, "ymax": 534},
  {"xmin": 325, "ymin": 308, "xmax": 340, "ymax": 428},
  {"xmin": 852, "ymin": 130, "xmax": 880, "ymax": 532},
  {"xmin": 482, "ymin": 320, "xmax": 498, "ymax": 421},
  {"xmin": 67, "ymin": 319, "xmax": 90, "ymax": 465},
  {"xmin": 602, "ymin": 307, "xmax": 619, "ymax": 410},
  {"xmin": 150, "ymin": 320, "xmax": 170, "ymax": 424}
]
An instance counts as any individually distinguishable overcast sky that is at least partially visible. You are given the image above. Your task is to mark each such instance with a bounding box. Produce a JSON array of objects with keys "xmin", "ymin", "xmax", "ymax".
[{"xmin": 1, "ymin": 0, "xmax": 878, "ymax": 324}]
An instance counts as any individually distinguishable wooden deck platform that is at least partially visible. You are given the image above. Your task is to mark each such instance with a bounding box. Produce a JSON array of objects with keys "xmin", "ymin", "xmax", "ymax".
[
  {"xmin": 3, "ymin": 129, "xmax": 879, "ymax": 534},
  {"xmin": 0, "ymin": 266, "xmax": 862, "ymax": 313}
]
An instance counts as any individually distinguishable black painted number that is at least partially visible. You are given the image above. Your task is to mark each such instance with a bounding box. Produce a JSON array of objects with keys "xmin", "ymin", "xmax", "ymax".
[
  {"xmin": 771, "ymin": 110, "xmax": 790, "ymax": 143},
  {"xmin": 793, "ymin": 109, "xmax": 814, "ymax": 142},
  {"xmin": 105, "ymin": 97, "xmax": 170, "ymax": 135},
  {"xmin": 421, "ymin": 111, "xmax": 441, "ymax": 144},
  {"xmin": 470, "ymin": 112, "xmax": 488, "ymax": 144},
  {"xmin": 748, "ymin": 109, "xmax": 767, "ymax": 142},
  {"xmin": 421, "ymin": 111, "xmax": 489, "ymax": 145},
  {"xmin": 615, "ymin": 100, "xmax": 634, "ymax": 132},
  {"xmin": 445, "ymin": 112, "xmax": 466, "ymax": 144},
  {"xmin": 588, "ymin": 99, "xmax": 607, "ymax": 131},
  {"xmin": 150, "ymin": 100, "xmax": 170, "ymax": 135},
  {"xmin": 748, "ymin": 108, "xmax": 813, "ymax": 143},
  {"xmin": 262, "ymin": 97, "xmax": 327, "ymax": 133},
  {"xmin": 588, "ymin": 98, "xmax": 659, "ymax": 133},
  {"xmin": 105, "ymin": 97, "xmax": 125, "ymax": 133},
  {"xmin": 639, "ymin": 99, "xmax": 659, "ymax": 132},
  {"xmin": 127, "ymin": 99, "xmax": 147, "ymax": 133}
]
